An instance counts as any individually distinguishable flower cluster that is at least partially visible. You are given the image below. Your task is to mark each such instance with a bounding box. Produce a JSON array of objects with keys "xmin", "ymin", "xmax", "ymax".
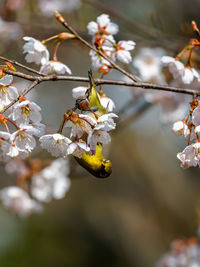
[
  {"xmin": 23, "ymin": 32, "xmax": 75, "ymax": 75},
  {"xmin": 0, "ymin": 157, "xmax": 71, "ymax": 217},
  {"xmin": 40, "ymin": 110, "xmax": 117, "ymax": 159},
  {"xmin": 156, "ymin": 238, "xmax": 200, "ymax": 267},
  {"xmin": 161, "ymin": 56, "xmax": 200, "ymax": 85},
  {"xmin": 131, "ymin": 47, "xmax": 190, "ymax": 123},
  {"xmin": 87, "ymin": 14, "xmax": 135, "ymax": 75},
  {"xmin": 172, "ymin": 99, "xmax": 200, "ymax": 168},
  {"xmin": 133, "ymin": 47, "xmax": 166, "ymax": 84},
  {"xmin": 0, "ymin": 70, "xmax": 45, "ymax": 161}
]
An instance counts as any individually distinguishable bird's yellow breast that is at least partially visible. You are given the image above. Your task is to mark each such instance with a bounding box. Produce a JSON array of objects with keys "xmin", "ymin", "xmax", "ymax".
[{"xmin": 75, "ymin": 143, "xmax": 112, "ymax": 178}]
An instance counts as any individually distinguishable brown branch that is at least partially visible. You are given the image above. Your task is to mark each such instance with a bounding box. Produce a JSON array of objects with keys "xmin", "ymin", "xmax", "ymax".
[
  {"xmin": 0, "ymin": 56, "xmax": 46, "ymax": 77},
  {"xmin": 5, "ymin": 69, "xmax": 37, "ymax": 80},
  {"xmin": 4, "ymin": 69, "xmax": 200, "ymax": 97},
  {"xmin": 1, "ymin": 80, "xmax": 40, "ymax": 114},
  {"xmin": 55, "ymin": 11, "xmax": 139, "ymax": 83}
]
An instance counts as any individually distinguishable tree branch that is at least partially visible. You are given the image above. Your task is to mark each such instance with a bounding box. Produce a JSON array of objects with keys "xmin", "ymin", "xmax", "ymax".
[
  {"xmin": 0, "ymin": 56, "xmax": 46, "ymax": 76},
  {"xmin": 55, "ymin": 11, "xmax": 139, "ymax": 83},
  {"xmin": 4, "ymin": 69, "xmax": 200, "ymax": 97},
  {"xmin": 1, "ymin": 80, "xmax": 40, "ymax": 113}
]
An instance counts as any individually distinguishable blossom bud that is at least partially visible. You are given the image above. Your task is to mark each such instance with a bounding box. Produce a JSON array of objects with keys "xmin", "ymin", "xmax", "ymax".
[
  {"xmin": 19, "ymin": 96, "xmax": 26, "ymax": 102},
  {"xmin": 192, "ymin": 20, "xmax": 200, "ymax": 35},
  {"xmin": 55, "ymin": 11, "xmax": 65, "ymax": 24},
  {"xmin": 5, "ymin": 62, "xmax": 16, "ymax": 72},
  {"xmin": 190, "ymin": 98, "xmax": 199, "ymax": 109},
  {"xmin": 0, "ymin": 114, "xmax": 7, "ymax": 124},
  {"xmin": 58, "ymin": 32, "xmax": 75, "ymax": 40}
]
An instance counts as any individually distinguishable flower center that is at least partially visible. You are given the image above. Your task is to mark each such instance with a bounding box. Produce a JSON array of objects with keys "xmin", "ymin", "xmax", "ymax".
[{"xmin": 21, "ymin": 105, "xmax": 30, "ymax": 116}]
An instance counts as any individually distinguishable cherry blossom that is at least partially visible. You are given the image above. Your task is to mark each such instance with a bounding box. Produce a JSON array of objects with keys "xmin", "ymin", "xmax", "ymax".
[
  {"xmin": 87, "ymin": 14, "xmax": 118, "ymax": 36},
  {"xmin": 172, "ymin": 120, "xmax": 190, "ymax": 138},
  {"xmin": 156, "ymin": 238, "xmax": 200, "ymax": 267},
  {"xmin": 114, "ymin": 40, "xmax": 135, "ymax": 64},
  {"xmin": 133, "ymin": 47, "xmax": 166, "ymax": 83},
  {"xmin": 161, "ymin": 56, "xmax": 200, "ymax": 84},
  {"xmin": 0, "ymin": 75, "xmax": 18, "ymax": 110},
  {"xmin": 11, "ymin": 126, "xmax": 38, "ymax": 155},
  {"xmin": 145, "ymin": 90, "xmax": 188, "ymax": 123},
  {"xmin": 9, "ymin": 100, "xmax": 42, "ymax": 126},
  {"xmin": 192, "ymin": 105, "xmax": 200, "ymax": 126},
  {"xmin": 5, "ymin": 158, "xmax": 29, "ymax": 177},
  {"xmin": 40, "ymin": 60, "xmax": 72, "ymax": 75},
  {"xmin": 89, "ymin": 50, "xmax": 111, "ymax": 69},
  {"xmin": 0, "ymin": 186, "xmax": 42, "ymax": 217},
  {"xmin": 97, "ymin": 113, "xmax": 118, "ymax": 130},
  {"xmin": 72, "ymin": 86, "xmax": 88, "ymax": 99},
  {"xmin": 67, "ymin": 141, "xmax": 90, "ymax": 158},
  {"xmin": 65, "ymin": 114, "xmax": 96, "ymax": 139},
  {"xmin": 0, "ymin": 131, "xmax": 11, "ymax": 161},
  {"xmin": 39, "ymin": 133, "xmax": 72, "ymax": 157},
  {"xmin": 182, "ymin": 67, "xmax": 200, "ymax": 84},
  {"xmin": 99, "ymin": 95, "xmax": 116, "ymax": 112},
  {"xmin": 23, "ymin": 36, "xmax": 49, "ymax": 65},
  {"xmin": 6, "ymin": 145, "xmax": 20, "ymax": 158},
  {"xmin": 31, "ymin": 158, "xmax": 71, "ymax": 203},
  {"xmin": 100, "ymin": 35, "xmax": 116, "ymax": 49},
  {"xmin": 177, "ymin": 142, "xmax": 200, "ymax": 168},
  {"xmin": 30, "ymin": 122, "xmax": 46, "ymax": 137},
  {"xmin": 87, "ymin": 124, "xmax": 111, "ymax": 152},
  {"xmin": 161, "ymin": 56, "xmax": 185, "ymax": 79}
]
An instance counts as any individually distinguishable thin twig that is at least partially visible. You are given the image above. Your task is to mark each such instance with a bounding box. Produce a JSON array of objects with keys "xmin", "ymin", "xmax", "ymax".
[
  {"xmin": 0, "ymin": 56, "xmax": 46, "ymax": 77},
  {"xmin": 1, "ymin": 80, "xmax": 40, "ymax": 113},
  {"xmin": 5, "ymin": 69, "xmax": 37, "ymax": 80},
  {"xmin": 55, "ymin": 11, "xmax": 139, "ymax": 83},
  {"xmin": 83, "ymin": 0, "xmax": 162, "ymax": 40}
]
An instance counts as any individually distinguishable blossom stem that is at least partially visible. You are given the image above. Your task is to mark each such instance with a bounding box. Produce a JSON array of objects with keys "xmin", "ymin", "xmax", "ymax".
[
  {"xmin": 7, "ymin": 118, "xmax": 20, "ymax": 130},
  {"xmin": 193, "ymin": 125, "xmax": 198, "ymax": 143},
  {"xmin": 75, "ymin": 123, "xmax": 78, "ymax": 139},
  {"xmin": 46, "ymin": 38, "xmax": 59, "ymax": 50},
  {"xmin": 187, "ymin": 131, "xmax": 191, "ymax": 146},
  {"xmin": 53, "ymin": 41, "xmax": 61, "ymax": 61},
  {"xmin": 79, "ymin": 123, "xmax": 87, "ymax": 137},
  {"xmin": 42, "ymin": 35, "xmax": 58, "ymax": 44},
  {"xmin": 4, "ymin": 122, "xmax": 10, "ymax": 133},
  {"xmin": 187, "ymin": 49, "xmax": 193, "ymax": 66},
  {"xmin": 57, "ymin": 118, "xmax": 66, "ymax": 134},
  {"xmin": 184, "ymin": 113, "xmax": 190, "ymax": 124},
  {"xmin": 88, "ymin": 107, "xmax": 98, "ymax": 119}
]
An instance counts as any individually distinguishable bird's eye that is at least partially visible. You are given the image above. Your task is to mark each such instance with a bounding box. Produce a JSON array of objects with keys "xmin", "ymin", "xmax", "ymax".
[{"xmin": 102, "ymin": 159, "xmax": 110, "ymax": 163}]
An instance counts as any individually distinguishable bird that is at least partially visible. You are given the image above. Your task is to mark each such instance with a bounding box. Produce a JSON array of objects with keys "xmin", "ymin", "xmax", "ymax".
[
  {"xmin": 75, "ymin": 143, "xmax": 112, "ymax": 178},
  {"xmin": 74, "ymin": 70, "xmax": 112, "ymax": 178}
]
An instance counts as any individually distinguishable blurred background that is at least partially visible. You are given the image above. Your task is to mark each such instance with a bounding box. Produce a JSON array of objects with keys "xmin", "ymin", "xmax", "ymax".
[{"xmin": 1, "ymin": 0, "xmax": 200, "ymax": 266}]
